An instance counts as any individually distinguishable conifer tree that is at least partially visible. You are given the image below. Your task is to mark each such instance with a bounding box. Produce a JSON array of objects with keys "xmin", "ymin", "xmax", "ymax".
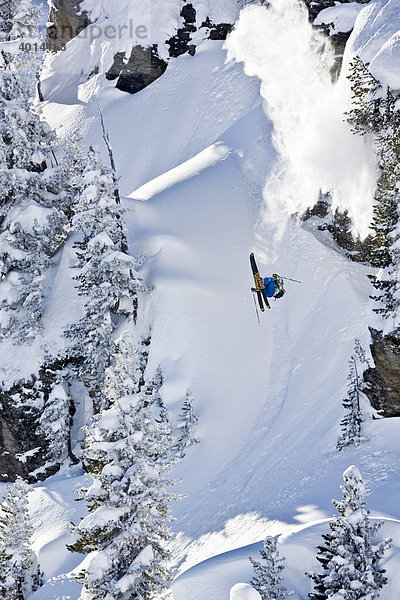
[
  {"xmin": 0, "ymin": 0, "xmax": 18, "ymax": 38},
  {"xmin": 337, "ymin": 340, "xmax": 369, "ymax": 450},
  {"xmin": 346, "ymin": 56, "xmax": 383, "ymax": 137},
  {"xmin": 0, "ymin": 0, "xmax": 41, "ymax": 42},
  {"xmin": 368, "ymin": 108, "xmax": 400, "ymax": 323},
  {"xmin": 174, "ymin": 391, "xmax": 199, "ymax": 459},
  {"xmin": 65, "ymin": 147, "xmax": 140, "ymax": 408},
  {"xmin": 0, "ymin": 477, "xmax": 42, "ymax": 599},
  {"xmin": 308, "ymin": 466, "xmax": 391, "ymax": 600},
  {"xmin": 68, "ymin": 341, "xmax": 180, "ymax": 600},
  {"xmin": 0, "ymin": 0, "xmax": 47, "ymax": 220},
  {"xmin": 36, "ymin": 381, "xmax": 72, "ymax": 473},
  {"xmin": 346, "ymin": 56, "xmax": 400, "ymax": 327},
  {"xmin": 72, "ymin": 146, "xmax": 127, "ymax": 258},
  {"xmin": 0, "ymin": 0, "xmax": 72, "ymax": 341},
  {"xmin": 103, "ymin": 328, "xmax": 150, "ymax": 409},
  {"xmin": 250, "ymin": 536, "xmax": 291, "ymax": 600}
]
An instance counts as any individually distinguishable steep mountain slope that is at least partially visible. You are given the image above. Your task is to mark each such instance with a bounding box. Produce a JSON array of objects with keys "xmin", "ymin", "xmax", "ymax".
[{"xmin": 4, "ymin": 0, "xmax": 400, "ymax": 598}]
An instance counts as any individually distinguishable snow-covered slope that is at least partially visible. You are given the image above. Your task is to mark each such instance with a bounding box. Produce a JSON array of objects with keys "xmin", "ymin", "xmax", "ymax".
[
  {"xmin": 343, "ymin": 0, "xmax": 400, "ymax": 88},
  {"xmin": 173, "ymin": 517, "xmax": 400, "ymax": 599},
  {"xmin": 42, "ymin": 39, "xmax": 262, "ymax": 195},
  {"xmin": 8, "ymin": 0, "xmax": 400, "ymax": 598}
]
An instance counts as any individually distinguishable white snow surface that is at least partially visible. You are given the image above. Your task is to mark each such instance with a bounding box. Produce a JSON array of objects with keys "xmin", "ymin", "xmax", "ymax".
[
  {"xmin": 314, "ymin": 1, "xmax": 366, "ymax": 34},
  {"xmin": 4, "ymin": 0, "xmax": 400, "ymax": 598},
  {"xmin": 344, "ymin": 0, "xmax": 400, "ymax": 89},
  {"xmin": 172, "ymin": 518, "xmax": 400, "ymax": 599},
  {"xmin": 230, "ymin": 583, "xmax": 262, "ymax": 599}
]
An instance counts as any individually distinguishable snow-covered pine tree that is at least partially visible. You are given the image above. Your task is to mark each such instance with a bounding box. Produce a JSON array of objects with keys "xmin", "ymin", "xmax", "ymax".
[
  {"xmin": 250, "ymin": 536, "xmax": 291, "ymax": 600},
  {"xmin": 337, "ymin": 339, "xmax": 369, "ymax": 450},
  {"xmin": 0, "ymin": 0, "xmax": 73, "ymax": 341},
  {"xmin": 8, "ymin": 0, "xmax": 42, "ymax": 41},
  {"xmin": 0, "ymin": 0, "xmax": 47, "ymax": 219},
  {"xmin": 0, "ymin": 0, "xmax": 18, "ymax": 39},
  {"xmin": 346, "ymin": 56, "xmax": 400, "ymax": 327},
  {"xmin": 0, "ymin": 477, "xmax": 42, "ymax": 599},
  {"xmin": 68, "ymin": 363, "xmax": 180, "ymax": 600},
  {"xmin": 0, "ymin": 0, "xmax": 41, "ymax": 42},
  {"xmin": 308, "ymin": 466, "xmax": 391, "ymax": 600},
  {"xmin": 65, "ymin": 147, "xmax": 141, "ymax": 409},
  {"xmin": 368, "ymin": 103, "xmax": 400, "ymax": 324},
  {"xmin": 0, "ymin": 202, "xmax": 71, "ymax": 342},
  {"xmin": 103, "ymin": 328, "xmax": 150, "ymax": 409},
  {"xmin": 174, "ymin": 391, "xmax": 199, "ymax": 459},
  {"xmin": 35, "ymin": 380, "xmax": 73, "ymax": 475},
  {"xmin": 345, "ymin": 56, "xmax": 383, "ymax": 137}
]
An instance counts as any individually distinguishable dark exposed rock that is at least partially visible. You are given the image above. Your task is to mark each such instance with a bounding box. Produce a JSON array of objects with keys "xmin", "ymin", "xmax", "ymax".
[
  {"xmin": 167, "ymin": 29, "xmax": 196, "ymax": 58},
  {"xmin": 0, "ymin": 379, "xmax": 45, "ymax": 482},
  {"xmin": 311, "ymin": 23, "xmax": 352, "ymax": 79},
  {"xmin": 88, "ymin": 65, "xmax": 100, "ymax": 79},
  {"xmin": 0, "ymin": 395, "xmax": 34, "ymax": 481},
  {"xmin": 167, "ymin": 2, "xmax": 197, "ymax": 58},
  {"xmin": 0, "ymin": 358, "xmax": 79, "ymax": 482},
  {"xmin": 46, "ymin": 0, "xmax": 91, "ymax": 52},
  {"xmin": 107, "ymin": 45, "xmax": 168, "ymax": 95},
  {"xmin": 208, "ymin": 23, "xmax": 233, "ymax": 40},
  {"xmin": 310, "ymin": 23, "xmax": 353, "ymax": 79},
  {"xmin": 364, "ymin": 329, "xmax": 400, "ymax": 417},
  {"xmin": 302, "ymin": 194, "xmax": 371, "ymax": 263},
  {"xmin": 166, "ymin": 4, "xmax": 233, "ymax": 60},
  {"xmin": 330, "ymin": 31, "xmax": 352, "ymax": 79},
  {"xmin": 106, "ymin": 52, "xmax": 128, "ymax": 81},
  {"xmin": 181, "ymin": 3, "xmax": 197, "ymax": 24},
  {"xmin": 200, "ymin": 17, "xmax": 233, "ymax": 41},
  {"xmin": 106, "ymin": 2, "xmax": 201, "ymax": 95}
]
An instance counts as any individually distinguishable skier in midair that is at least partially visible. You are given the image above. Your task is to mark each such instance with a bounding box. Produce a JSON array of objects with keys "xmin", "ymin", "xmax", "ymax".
[{"xmin": 252, "ymin": 273, "xmax": 285, "ymax": 299}]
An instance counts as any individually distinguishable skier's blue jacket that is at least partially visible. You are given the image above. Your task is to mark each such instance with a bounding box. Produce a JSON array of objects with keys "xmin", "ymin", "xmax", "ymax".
[{"xmin": 263, "ymin": 277, "xmax": 276, "ymax": 297}]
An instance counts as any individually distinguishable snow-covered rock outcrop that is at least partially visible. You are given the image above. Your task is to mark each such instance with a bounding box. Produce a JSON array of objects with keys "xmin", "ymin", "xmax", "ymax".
[
  {"xmin": 45, "ymin": 0, "xmax": 240, "ymax": 95},
  {"xmin": 345, "ymin": 0, "xmax": 400, "ymax": 89}
]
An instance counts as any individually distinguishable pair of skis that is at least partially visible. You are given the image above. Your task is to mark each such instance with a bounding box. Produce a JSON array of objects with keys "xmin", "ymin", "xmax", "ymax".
[{"xmin": 250, "ymin": 253, "xmax": 270, "ymax": 312}]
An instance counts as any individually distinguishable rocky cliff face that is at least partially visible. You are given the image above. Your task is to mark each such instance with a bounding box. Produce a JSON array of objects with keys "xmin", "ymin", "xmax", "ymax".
[
  {"xmin": 364, "ymin": 329, "xmax": 400, "ymax": 418},
  {"xmin": 0, "ymin": 380, "xmax": 45, "ymax": 482},
  {"xmin": 0, "ymin": 359, "xmax": 77, "ymax": 482},
  {"xmin": 47, "ymin": 0, "xmax": 91, "ymax": 52},
  {"xmin": 46, "ymin": 0, "xmax": 234, "ymax": 95},
  {"xmin": 105, "ymin": 46, "xmax": 168, "ymax": 95}
]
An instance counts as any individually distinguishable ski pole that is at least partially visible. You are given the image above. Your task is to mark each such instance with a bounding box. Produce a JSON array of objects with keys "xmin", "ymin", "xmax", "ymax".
[
  {"xmin": 280, "ymin": 276, "xmax": 302, "ymax": 284},
  {"xmin": 251, "ymin": 290, "xmax": 261, "ymax": 324}
]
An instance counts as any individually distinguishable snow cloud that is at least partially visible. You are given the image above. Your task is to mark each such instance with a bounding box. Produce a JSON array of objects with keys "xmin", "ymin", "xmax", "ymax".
[{"xmin": 226, "ymin": 0, "xmax": 377, "ymax": 244}]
